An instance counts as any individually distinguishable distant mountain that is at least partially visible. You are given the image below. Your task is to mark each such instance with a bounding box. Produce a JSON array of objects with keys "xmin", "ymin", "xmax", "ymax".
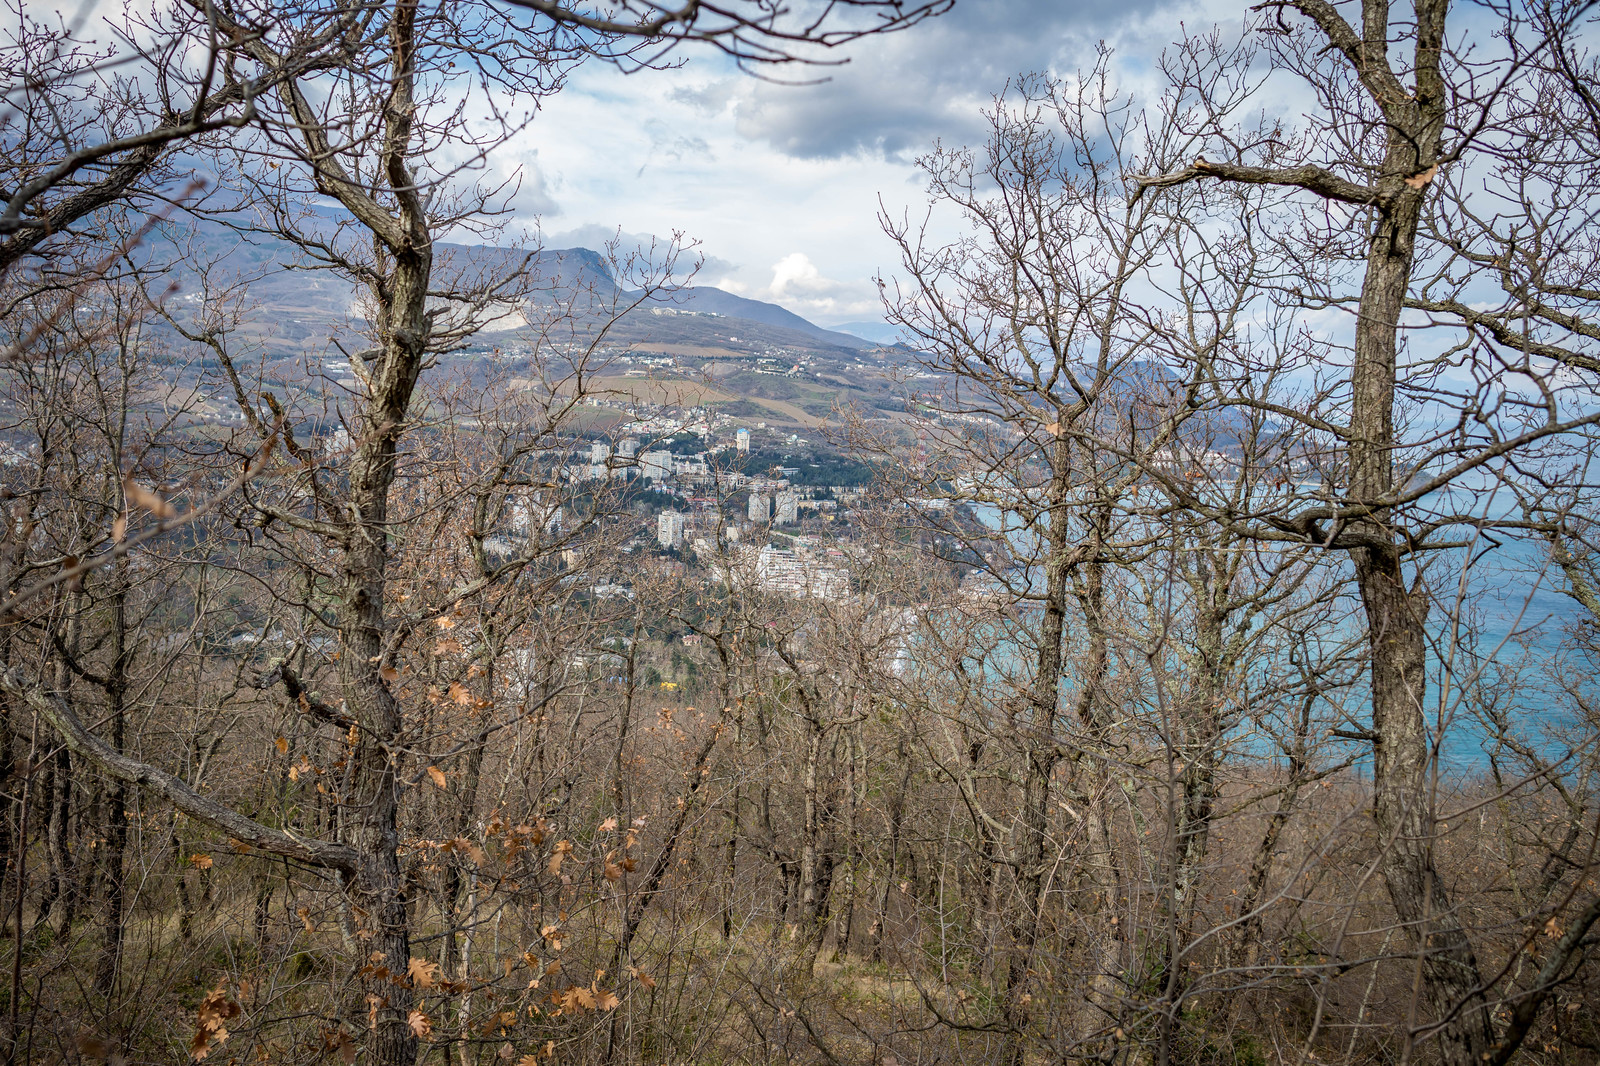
[
  {"xmin": 831, "ymin": 321, "xmax": 907, "ymax": 345},
  {"xmin": 153, "ymin": 223, "xmax": 873, "ymax": 358},
  {"xmin": 641, "ymin": 288, "xmax": 872, "ymax": 351}
]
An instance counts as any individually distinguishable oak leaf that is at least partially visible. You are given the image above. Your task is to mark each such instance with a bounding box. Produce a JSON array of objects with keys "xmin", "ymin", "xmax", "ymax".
[
  {"xmin": 123, "ymin": 474, "xmax": 177, "ymax": 518},
  {"xmin": 407, "ymin": 1009, "xmax": 433, "ymax": 1039},
  {"xmin": 1403, "ymin": 163, "xmax": 1439, "ymax": 189},
  {"xmin": 407, "ymin": 957, "xmax": 441, "ymax": 989},
  {"xmin": 426, "ymin": 766, "xmax": 447, "ymax": 789},
  {"xmin": 191, "ymin": 984, "xmax": 240, "ymax": 1061},
  {"xmin": 76, "ymin": 1034, "xmax": 111, "ymax": 1059}
]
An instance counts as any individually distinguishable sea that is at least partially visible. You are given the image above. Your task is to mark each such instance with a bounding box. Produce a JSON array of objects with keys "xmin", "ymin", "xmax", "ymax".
[{"xmin": 955, "ymin": 494, "xmax": 1593, "ymax": 776}]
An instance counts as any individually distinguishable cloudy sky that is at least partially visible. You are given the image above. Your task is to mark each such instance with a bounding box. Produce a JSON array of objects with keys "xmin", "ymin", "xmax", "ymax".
[{"xmin": 496, "ymin": 0, "xmax": 1238, "ymax": 328}]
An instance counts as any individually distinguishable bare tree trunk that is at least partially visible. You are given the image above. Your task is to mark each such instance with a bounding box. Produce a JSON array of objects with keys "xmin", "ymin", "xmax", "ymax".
[
  {"xmin": 798, "ymin": 719, "xmax": 827, "ymax": 935},
  {"xmin": 1000, "ymin": 443, "xmax": 1075, "ymax": 1066},
  {"xmin": 1338, "ymin": 9, "xmax": 1493, "ymax": 1048},
  {"xmin": 94, "ymin": 574, "xmax": 130, "ymax": 996},
  {"xmin": 827, "ymin": 724, "xmax": 861, "ymax": 960},
  {"xmin": 871, "ymin": 737, "xmax": 912, "ymax": 964}
]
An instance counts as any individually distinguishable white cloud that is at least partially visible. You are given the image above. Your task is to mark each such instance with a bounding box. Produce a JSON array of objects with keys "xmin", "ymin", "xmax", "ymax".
[
  {"xmin": 497, "ymin": 0, "xmax": 1247, "ymax": 327},
  {"xmin": 711, "ymin": 252, "xmax": 883, "ymax": 325}
]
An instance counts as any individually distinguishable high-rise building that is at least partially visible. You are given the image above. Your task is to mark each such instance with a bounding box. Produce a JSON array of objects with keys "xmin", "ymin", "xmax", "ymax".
[
  {"xmin": 774, "ymin": 490, "xmax": 798, "ymax": 525},
  {"xmin": 657, "ymin": 510, "xmax": 686, "ymax": 550},
  {"xmin": 747, "ymin": 493, "xmax": 770, "ymax": 523},
  {"xmin": 511, "ymin": 493, "xmax": 562, "ymax": 536},
  {"xmin": 617, "ymin": 438, "xmax": 639, "ymax": 459},
  {"xmin": 590, "ymin": 440, "xmax": 611, "ymax": 464},
  {"xmin": 641, "ymin": 450, "xmax": 673, "ymax": 481},
  {"xmin": 735, "ymin": 427, "xmax": 751, "ymax": 454}
]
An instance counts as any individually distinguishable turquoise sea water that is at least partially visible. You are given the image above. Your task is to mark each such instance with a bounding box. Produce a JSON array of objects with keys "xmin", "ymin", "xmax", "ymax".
[{"xmin": 953, "ymin": 499, "xmax": 1593, "ymax": 774}]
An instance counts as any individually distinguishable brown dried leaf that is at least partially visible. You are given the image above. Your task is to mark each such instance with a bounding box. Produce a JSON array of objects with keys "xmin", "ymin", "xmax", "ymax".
[
  {"xmin": 597, "ymin": 817, "xmax": 617, "ymax": 833},
  {"xmin": 61, "ymin": 555, "xmax": 82, "ymax": 592},
  {"xmin": 448, "ymin": 681, "xmax": 474, "ymax": 706},
  {"xmin": 407, "ymin": 956, "xmax": 441, "ymax": 989},
  {"xmin": 274, "ymin": 736, "xmax": 288, "ymax": 755},
  {"xmin": 123, "ymin": 474, "xmax": 177, "ymax": 518},
  {"xmin": 191, "ymin": 984, "xmax": 240, "ymax": 1061},
  {"xmin": 435, "ymin": 638, "xmax": 464, "ymax": 656},
  {"xmin": 1403, "ymin": 163, "xmax": 1439, "ymax": 189},
  {"xmin": 426, "ymin": 766, "xmax": 447, "ymax": 789},
  {"xmin": 189, "ymin": 853, "xmax": 213, "ymax": 871},
  {"xmin": 435, "ymin": 615, "xmax": 457, "ymax": 630},
  {"xmin": 407, "ymin": 1009, "xmax": 433, "ymax": 1039},
  {"xmin": 596, "ymin": 989, "xmax": 619, "ymax": 1011},
  {"xmin": 76, "ymin": 1034, "xmax": 112, "ymax": 1060},
  {"xmin": 379, "ymin": 664, "xmax": 400, "ymax": 683}
]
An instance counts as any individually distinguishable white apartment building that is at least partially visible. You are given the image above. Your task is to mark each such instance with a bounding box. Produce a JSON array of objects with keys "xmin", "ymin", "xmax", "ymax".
[
  {"xmin": 641, "ymin": 450, "xmax": 673, "ymax": 481},
  {"xmin": 736, "ymin": 427, "xmax": 751, "ymax": 453},
  {"xmin": 774, "ymin": 490, "xmax": 798, "ymax": 525},
  {"xmin": 748, "ymin": 493, "xmax": 771, "ymax": 523},
  {"xmin": 509, "ymin": 493, "xmax": 562, "ymax": 536},
  {"xmin": 753, "ymin": 546, "xmax": 848, "ymax": 600},
  {"xmin": 657, "ymin": 510, "xmax": 686, "ymax": 550}
]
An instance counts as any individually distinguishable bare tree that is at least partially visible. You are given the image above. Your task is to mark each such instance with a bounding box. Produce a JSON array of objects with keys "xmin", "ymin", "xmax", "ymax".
[{"xmin": 1130, "ymin": 3, "xmax": 1600, "ymax": 1061}]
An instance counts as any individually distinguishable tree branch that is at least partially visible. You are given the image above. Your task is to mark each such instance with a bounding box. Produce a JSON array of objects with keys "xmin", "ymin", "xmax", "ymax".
[
  {"xmin": 0, "ymin": 669, "xmax": 360, "ymax": 873},
  {"xmin": 1135, "ymin": 157, "xmax": 1381, "ymax": 207}
]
